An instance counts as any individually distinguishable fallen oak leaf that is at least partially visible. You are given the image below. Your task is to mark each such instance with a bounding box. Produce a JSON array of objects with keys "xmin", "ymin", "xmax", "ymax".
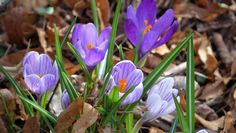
[
  {"xmin": 55, "ymin": 98, "xmax": 83, "ymax": 133},
  {"xmin": 72, "ymin": 103, "xmax": 99, "ymax": 133}
]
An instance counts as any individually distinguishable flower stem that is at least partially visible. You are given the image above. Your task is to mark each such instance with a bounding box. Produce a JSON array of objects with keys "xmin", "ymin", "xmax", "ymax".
[{"xmin": 132, "ymin": 117, "xmax": 144, "ymax": 133}]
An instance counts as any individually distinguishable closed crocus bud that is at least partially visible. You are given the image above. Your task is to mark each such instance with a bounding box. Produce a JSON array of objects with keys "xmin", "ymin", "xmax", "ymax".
[
  {"xmin": 22, "ymin": 51, "xmax": 59, "ymax": 95},
  {"xmin": 143, "ymin": 77, "xmax": 179, "ymax": 122},
  {"xmin": 124, "ymin": 0, "xmax": 178, "ymax": 59},
  {"xmin": 71, "ymin": 23, "xmax": 111, "ymax": 72},
  {"xmin": 61, "ymin": 90, "xmax": 70, "ymax": 109},
  {"xmin": 106, "ymin": 60, "xmax": 144, "ymax": 106}
]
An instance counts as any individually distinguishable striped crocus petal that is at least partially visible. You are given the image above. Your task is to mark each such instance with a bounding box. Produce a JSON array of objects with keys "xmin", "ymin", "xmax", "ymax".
[
  {"xmin": 61, "ymin": 90, "xmax": 70, "ymax": 109},
  {"xmin": 143, "ymin": 77, "xmax": 179, "ymax": 122}
]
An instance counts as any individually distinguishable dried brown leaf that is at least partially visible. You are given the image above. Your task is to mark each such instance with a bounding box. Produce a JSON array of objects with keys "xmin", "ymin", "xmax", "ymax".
[
  {"xmin": 149, "ymin": 127, "xmax": 165, "ymax": 133},
  {"xmin": 222, "ymin": 112, "xmax": 236, "ymax": 133},
  {"xmin": 0, "ymin": 89, "xmax": 16, "ymax": 115},
  {"xmin": 151, "ymin": 44, "xmax": 170, "ymax": 56},
  {"xmin": 55, "ymin": 98, "xmax": 83, "ymax": 133},
  {"xmin": 97, "ymin": 0, "xmax": 110, "ymax": 26},
  {"xmin": 72, "ymin": 103, "xmax": 99, "ymax": 133},
  {"xmin": 22, "ymin": 116, "xmax": 40, "ymax": 133},
  {"xmin": 2, "ymin": 7, "xmax": 36, "ymax": 44}
]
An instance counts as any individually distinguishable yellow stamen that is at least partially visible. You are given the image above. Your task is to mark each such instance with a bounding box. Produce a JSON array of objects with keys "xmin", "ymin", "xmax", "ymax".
[
  {"xmin": 118, "ymin": 79, "xmax": 127, "ymax": 93},
  {"xmin": 87, "ymin": 43, "xmax": 94, "ymax": 50},
  {"xmin": 144, "ymin": 20, "xmax": 148, "ymax": 26},
  {"xmin": 143, "ymin": 25, "xmax": 152, "ymax": 35}
]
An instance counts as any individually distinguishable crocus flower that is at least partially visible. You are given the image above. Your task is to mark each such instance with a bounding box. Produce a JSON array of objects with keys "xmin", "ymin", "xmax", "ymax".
[
  {"xmin": 22, "ymin": 51, "xmax": 59, "ymax": 95},
  {"xmin": 197, "ymin": 129, "xmax": 208, "ymax": 133},
  {"xmin": 106, "ymin": 60, "xmax": 144, "ymax": 106},
  {"xmin": 61, "ymin": 90, "xmax": 70, "ymax": 109},
  {"xmin": 72, "ymin": 23, "xmax": 111, "ymax": 71},
  {"xmin": 143, "ymin": 77, "xmax": 179, "ymax": 122},
  {"xmin": 124, "ymin": 0, "xmax": 178, "ymax": 58}
]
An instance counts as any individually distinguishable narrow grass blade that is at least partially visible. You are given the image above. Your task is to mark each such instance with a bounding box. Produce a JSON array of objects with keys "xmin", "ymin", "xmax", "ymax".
[
  {"xmin": 19, "ymin": 95, "xmax": 57, "ymax": 123},
  {"xmin": 119, "ymin": 33, "xmax": 193, "ymax": 123},
  {"xmin": 90, "ymin": 0, "xmax": 99, "ymax": 32},
  {"xmin": 67, "ymin": 42, "xmax": 92, "ymax": 83},
  {"xmin": 61, "ymin": 16, "xmax": 77, "ymax": 48},
  {"xmin": 173, "ymin": 95, "xmax": 189, "ymax": 133},
  {"xmin": 102, "ymin": 85, "xmax": 136, "ymax": 127},
  {"xmin": 118, "ymin": 44, "xmax": 125, "ymax": 60},
  {"xmin": 186, "ymin": 36, "xmax": 195, "ymax": 132},
  {"xmin": 133, "ymin": 34, "xmax": 142, "ymax": 64},
  {"xmin": 105, "ymin": 0, "xmax": 122, "ymax": 73},
  {"xmin": 61, "ymin": 72, "xmax": 79, "ymax": 99},
  {"xmin": 0, "ymin": 64, "xmax": 34, "ymax": 116},
  {"xmin": 169, "ymin": 117, "xmax": 178, "ymax": 133},
  {"xmin": 54, "ymin": 27, "xmax": 64, "ymax": 67}
]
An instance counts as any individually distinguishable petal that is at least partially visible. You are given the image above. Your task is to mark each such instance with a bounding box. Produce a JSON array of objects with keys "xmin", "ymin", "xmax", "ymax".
[
  {"xmin": 112, "ymin": 60, "xmax": 136, "ymax": 85},
  {"xmin": 143, "ymin": 93, "xmax": 163, "ymax": 121},
  {"xmin": 153, "ymin": 20, "xmax": 178, "ymax": 48},
  {"xmin": 23, "ymin": 51, "xmax": 40, "ymax": 75},
  {"xmin": 120, "ymin": 83, "xmax": 143, "ymax": 106},
  {"xmin": 149, "ymin": 77, "xmax": 174, "ymax": 97},
  {"xmin": 41, "ymin": 74, "xmax": 57, "ymax": 92},
  {"xmin": 136, "ymin": 0, "xmax": 157, "ymax": 29},
  {"xmin": 96, "ymin": 26, "xmax": 111, "ymax": 46},
  {"xmin": 124, "ymin": 19, "xmax": 140, "ymax": 47},
  {"xmin": 61, "ymin": 90, "xmax": 70, "ymax": 109},
  {"xmin": 72, "ymin": 23, "xmax": 98, "ymax": 49},
  {"xmin": 105, "ymin": 75, "xmax": 116, "ymax": 95},
  {"xmin": 152, "ymin": 9, "xmax": 174, "ymax": 33},
  {"xmin": 23, "ymin": 64, "xmax": 35, "ymax": 77},
  {"xmin": 139, "ymin": 31, "xmax": 159, "ymax": 58},
  {"xmin": 50, "ymin": 62, "xmax": 59, "ymax": 82},
  {"xmin": 24, "ymin": 74, "xmax": 43, "ymax": 95},
  {"xmin": 74, "ymin": 39, "xmax": 86, "ymax": 58},
  {"xmin": 126, "ymin": 5, "xmax": 138, "ymax": 27},
  {"xmin": 125, "ymin": 69, "xmax": 143, "ymax": 92},
  {"xmin": 84, "ymin": 47, "xmax": 106, "ymax": 69},
  {"xmin": 38, "ymin": 54, "xmax": 53, "ymax": 75}
]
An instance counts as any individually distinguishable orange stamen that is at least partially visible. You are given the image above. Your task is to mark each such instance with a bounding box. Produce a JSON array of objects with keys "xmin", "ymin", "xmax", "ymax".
[
  {"xmin": 87, "ymin": 43, "xmax": 94, "ymax": 50},
  {"xmin": 143, "ymin": 25, "xmax": 152, "ymax": 35},
  {"xmin": 118, "ymin": 79, "xmax": 127, "ymax": 93}
]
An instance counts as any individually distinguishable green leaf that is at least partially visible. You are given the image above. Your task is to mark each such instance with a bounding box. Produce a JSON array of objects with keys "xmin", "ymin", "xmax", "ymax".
[
  {"xmin": 19, "ymin": 95, "xmax": 57, "ymax": 123},
  {"xmin": 186, "ymin": 36, "xmax": 195, "ymax": 132},
  {"xmin": 118, "ymin": 44, "xmax": 125, "ymax": 60},
  {"xmin": 173, "ymin": 95, "xmax": 189, "ymax": 133},
  {"xmin": 102, "ymin": 85, "xmax": 136, "ymax": 127},
  {"xmin": 169, "ymin": 117, "xmax": 178, "ymax": 133},
  {"xmin": 108, "ymin": 86, "xmax": 119, "ymax": 103},
  {"xmin": 54, "ymin": 27, "xmax": 64, "ymax": 67},
  {"xmin": 105, "ymin": 0, "xmax": 122, "ymax": 73},
  {"xmin": 60, "ymin": 16, "xmax": 77, "ymax": 48},
  {"xmin": 90, "ymin": 0, "xmax": 99, "ymax": 32},
  {"xmin": 67, "ymin": 42, "xmax": 92, "ymax": 83},
  {"xmin": 125, "ymin": 113, "xmax": 133, "ymax": 133},
  {"xmin": 0, "ymin": 64, "xmax": 34, "ymax": 116},
  {"xmin": 61, "ymin": 72, "xmax": 79, "ymax": 99},
  {"xmin": 133, "ymin": 33, "xmax": 142, "ymax": 64}
]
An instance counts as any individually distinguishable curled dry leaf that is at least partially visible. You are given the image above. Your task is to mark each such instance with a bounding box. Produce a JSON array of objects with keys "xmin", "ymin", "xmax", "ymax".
[
  {"xmin": 195, "ymin": 113, "xmax": 224, "ymax": 131},
  {"xmin": 72, "ymin": 103, "xmax": 99, "ymax": 133},
  {"xmin": 97, "ymin": 0, "xmax": 110, "ymax": 26},
  {"xmin": 149, "ymin": 127, "xmax": 165, "ymax": 133},
  {"xmin": 222, "ymin": 112, "xmax": 236, "ymax": 133},
  {"xmin": 151, "ymin": 44, "xmax": 170, "ymax": 56},
  {"xmin": 0, "ymin": 89, "xmax": 16, "ymax": 115},
  {"xmin": 55, "ymin": 98, "xmax": 83, "ymax": 133},
  {"xmin": 22, "ymin": 116, "xmax": 40, "ymax": 133},
  {"xmin": 2, "ymin": 7, "xmax": 36, "ymax": 44},
  {"xmin": 195, "ymin": 101, "xmax": 218, "ymax": 121}
]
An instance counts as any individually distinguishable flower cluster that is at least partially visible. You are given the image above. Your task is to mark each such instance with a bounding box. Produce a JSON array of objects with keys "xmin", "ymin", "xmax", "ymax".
[
  {"xmin": 124, "ymin": 0, "xmax": 178, "ymax": 58},
  {"xmin": 22, "ymin": 51, "xmax": 59, "ymax": 95}
]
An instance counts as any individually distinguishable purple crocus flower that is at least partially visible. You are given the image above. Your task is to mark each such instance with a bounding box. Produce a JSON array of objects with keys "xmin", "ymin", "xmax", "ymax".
[
  {"xmin": 124, "ymin": 0, "xmax": 178, "ymax": 58},
  {"xmin": 106, "ymin": 60, "xmax": 144, "ymax": 106},
  {"xmin": 143, "ymin": 77, "xmax": 179, "ymax": 122},
  {"xmin": 61, "ymin": 90, "xmax": 70, "ymax": 109},
  {"xmin": 72, "ymin": 23, "xmax": 111, "ymax": 71},
  {"xmin": 22, "ymin": 51, "xmax": 59, "ymax": 95}
]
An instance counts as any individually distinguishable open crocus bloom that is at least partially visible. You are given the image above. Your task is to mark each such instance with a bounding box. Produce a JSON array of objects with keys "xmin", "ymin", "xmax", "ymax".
[
  {"xmin": 61, "ymin": 90, "xmax": 70, "ymax": 109},
  {"xmin": 106, "ymin": 60, "xmax": 144, "ymax": 106},
  {"xmin": 72, "ymin": 23, "xmax": 111, "ymax": 71},
  {"xmin": 124, "ymin": 0, "xmax": 178, "ymax": 58},
  {"xmin": 22, "ymin": 51, "xmax": 59, "ymax": 95},
  {"xmin": 143, "ymin": 77, "xmax": 179, "ymax": 122}
]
